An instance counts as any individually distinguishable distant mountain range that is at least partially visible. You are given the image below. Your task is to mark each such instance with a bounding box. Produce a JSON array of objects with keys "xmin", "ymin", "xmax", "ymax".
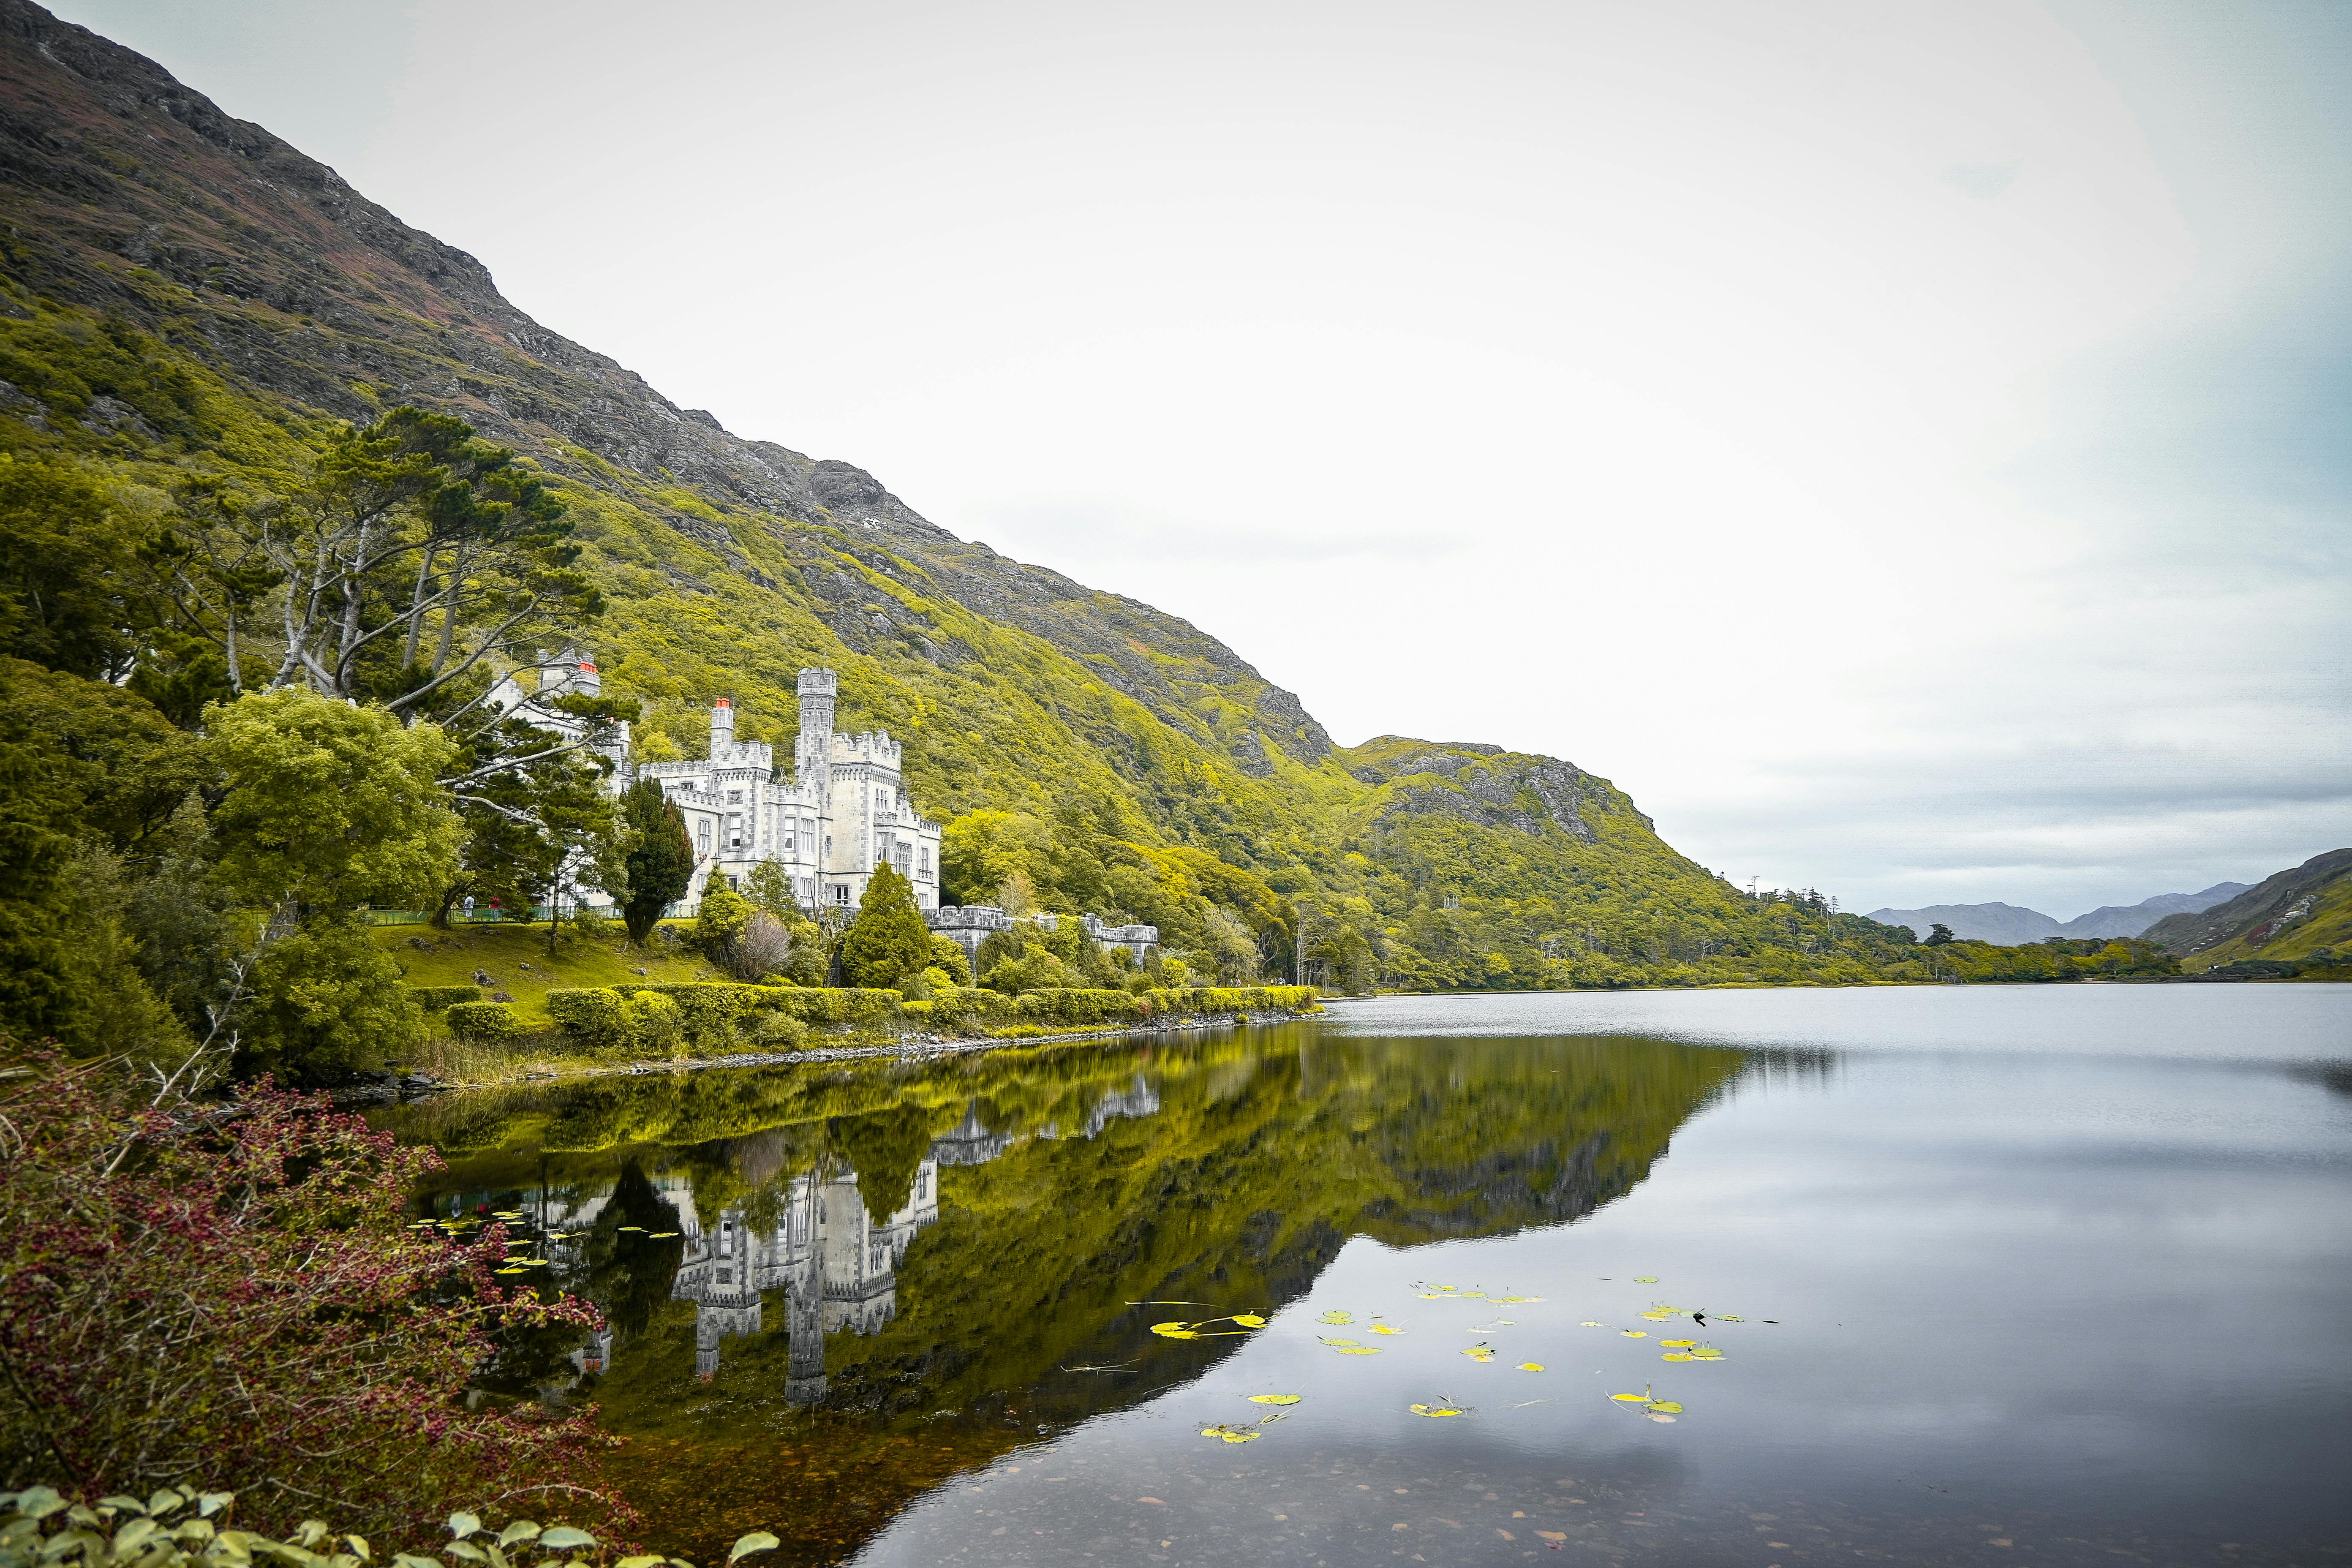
[{"xmin": 1866, "ymin": 884, "xmax": 2251, "ymax": 945}]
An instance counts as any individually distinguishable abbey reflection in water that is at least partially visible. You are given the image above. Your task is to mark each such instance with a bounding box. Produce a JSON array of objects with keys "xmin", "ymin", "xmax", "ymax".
[{"xmin": 397, "ymin": 1030, "xmax": 1746, "ymax": 1431}]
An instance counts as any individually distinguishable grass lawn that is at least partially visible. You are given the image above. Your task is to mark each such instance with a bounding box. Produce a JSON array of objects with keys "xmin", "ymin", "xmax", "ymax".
[{"xmin": 376, "ymin": 920, "xmax": 718, "ymax": 1027}]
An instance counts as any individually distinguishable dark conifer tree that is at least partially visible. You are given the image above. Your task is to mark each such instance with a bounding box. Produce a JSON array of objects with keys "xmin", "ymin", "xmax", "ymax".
[
  {"xmin": 838, "ymin": 861, "xmax": 934, "ymax": 989},
  {"xmin": 618, "ymin": 780, "xmax": 693, "ymax": 944}
]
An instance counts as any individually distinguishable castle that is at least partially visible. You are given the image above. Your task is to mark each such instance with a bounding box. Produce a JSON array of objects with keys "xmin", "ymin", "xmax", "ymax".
[{"xmin": 491, "ymin": 655, "xmax": 944, "ymax": 914}]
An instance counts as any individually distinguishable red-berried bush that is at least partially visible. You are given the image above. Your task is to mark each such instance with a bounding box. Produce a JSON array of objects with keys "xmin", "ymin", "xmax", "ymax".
[{"xmin": 0, "ymin": 1055, "xmax": 624, "ymax": 1543}]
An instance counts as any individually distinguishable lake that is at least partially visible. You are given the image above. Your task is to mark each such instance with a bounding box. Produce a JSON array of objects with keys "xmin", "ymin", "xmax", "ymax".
[{"xmin": 378, "ymin": 985, "xmax": 2352, "ymax": 1567}]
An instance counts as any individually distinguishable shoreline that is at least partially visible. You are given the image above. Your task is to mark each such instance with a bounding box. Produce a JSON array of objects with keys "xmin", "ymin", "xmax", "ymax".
[{"xmin": 368, "ymin": 1007, "xmax": 1323, "ymax": 1101}]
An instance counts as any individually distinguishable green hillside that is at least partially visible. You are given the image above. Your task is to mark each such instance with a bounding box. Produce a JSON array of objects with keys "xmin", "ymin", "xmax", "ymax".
[
  {"xmin": 2143, "ymin": 849, "xmax": 2352, "ymax": 979},
  {"xmin": 0, "ymin": 0, "xmax": 1919, "ymax": 1010}
]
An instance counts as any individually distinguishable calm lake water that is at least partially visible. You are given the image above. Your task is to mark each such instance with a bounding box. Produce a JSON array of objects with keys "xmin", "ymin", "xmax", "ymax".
[{"xmin": 378, "ymin": 985, "xmax": 2352, "ymax": 1568}]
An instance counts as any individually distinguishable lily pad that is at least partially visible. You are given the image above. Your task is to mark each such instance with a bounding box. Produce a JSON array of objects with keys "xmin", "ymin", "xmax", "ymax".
[
  {"xmin": 1198, "ymin": 1424, "xmax": 1260, "ymax": 1443},
  {"xmin": 1372, "ymin": 1324, "xmax": 1403, "ymax": 1336},
  {"xmin": 1318, "ymin": 1336, "xmax": 1361, "ymax": 1347},
  {"xmin": 1659, "ymin": 1339, "xmax": 1696, "ymax": 1348},
  {"xmin": 1318, "ymin": 1309, "xmax": 1353, "ymax": 1325},
  {"xmin": 1229, "ymin": 1314, "xmax": 1266, "ymax": 1328},
  {"xmin": 1331, "ymin": 1346, "xmax": 1384, "ymax": 1355},
  {"xmin": 1621, "ymin": 1331, "xmax": 1648, "ymax": 1338},
  {"xmin": 1409, "ymin": 1404, "xmax": 1466, "ymax": 1418},
  {"xmin": 1661, "ymin": 1352, "xmax": 1695, "ymax": 1361},
  {"xmin": 1517, "ymin": 1362, "xmax": 1545, "ymax": 1372},
  {"xmin": 1646, "ymin": 1401, "xmax": 1683, "ymax": 1413},
  {"xmin": 1609, "ymin": 1393, "xmax": 1651, "ymax": 1403},
  {"xmin": 1634, "ymin": 1277, "xmax": 1659, "ymax": 1283},
  {"xmin": 1247, "ymin": 1394, "xmax": 1301, "ymax": 1405},
  {"xmin": 1579, "ymin": 1321, "xmax": 1606, "ymax": 1328}
]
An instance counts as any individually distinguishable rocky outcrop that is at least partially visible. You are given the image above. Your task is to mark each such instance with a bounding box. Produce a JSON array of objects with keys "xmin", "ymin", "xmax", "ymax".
[{"xmin": 1338, "ymin": 736, "xmax": 1625, "ymax": 843}]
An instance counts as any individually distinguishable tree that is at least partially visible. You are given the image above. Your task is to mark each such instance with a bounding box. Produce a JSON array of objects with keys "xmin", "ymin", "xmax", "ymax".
[
  {"xmin": 151, "ymin": 408, "xmax": 599, "ymax": 715},
  {"xmin": 1925, "ymin": 922, "xmax": 1956, "ymax": 947},
  {"xmin": 695, "ymin": 881, "xmax": 753, "ymax": 963},
  {"xmin": 0, "ymin": 454, "xmax": 151, "ymax": 680},
  {"xmin": 237, "ymin": 915, "xmax": 423, "ymax": 1081},
  {"xmin": 838, "ymin": 862, "xmax": 933, "ymax": 990},
  {"xmin": 204, "ymin": 689, "xmax": 460, "ymax": 914},
  {"xmin": 617, "ymin": 780, "xmax": 693, "ymax": 944}
]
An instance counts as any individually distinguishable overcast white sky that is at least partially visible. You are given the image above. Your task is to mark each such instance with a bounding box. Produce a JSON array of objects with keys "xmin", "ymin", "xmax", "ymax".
[{"xmin": 53, "ymin": 0, "xmax": 2352, "ymax": 917}]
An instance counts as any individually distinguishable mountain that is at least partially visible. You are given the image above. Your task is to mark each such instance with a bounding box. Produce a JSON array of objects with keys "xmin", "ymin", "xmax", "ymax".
[
  {"xmin": 1868, "ymin": 882, "xmax": 2251, "ymax": 945},
  {"xmin": 1864, "ymin": 902, "xmax": 2063, "ymax": 945},
  {"xmin": 2055, "ymin": 883, "xmax": 2251, "ymax": 940},
  {"xmin": 2141, "ymin": 850, "xmax": 2352, "ymax": 974},
  {"xmin": 0, "ymin": 0, "xmax": 1920, "ymax": 992}
]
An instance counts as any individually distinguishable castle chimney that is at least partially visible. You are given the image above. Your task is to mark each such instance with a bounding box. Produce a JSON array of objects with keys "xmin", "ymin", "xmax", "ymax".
[{"xmin": 710, "ymin": 697, "xmax": 734, "ymax": 755}]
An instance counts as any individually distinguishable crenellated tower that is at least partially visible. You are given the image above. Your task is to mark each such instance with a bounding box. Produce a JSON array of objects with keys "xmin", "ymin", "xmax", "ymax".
[{"xmin": 795, "ymin": 667, "xmax": 838, "ymax": 797}]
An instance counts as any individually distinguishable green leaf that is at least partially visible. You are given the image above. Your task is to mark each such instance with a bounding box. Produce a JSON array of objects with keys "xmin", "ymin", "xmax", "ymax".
[
  {"xmin": 724, "ymin": 1533, "xmax": 778, "ymax": 1564},
  {"xmin": 444, "ymin": 1520, "xmax": 480, "ymax": 1545},
  {"xmin": 113, "ymin": 1517, "xmax": 161, "ymax": 1555},
  {"xmin": 441, "ymin": 1546, "xmax": 485, "ymax": 1564},
  {"xmin": 98, "ymin": 1500, "xmax": 147, "ymax": 1518},
  {"xmin": 16, "ymin": 1490, "xmax": 67, "ymax": 1522},
  {"xmin": 147, "ymin": 1495, "xmax": 185, "ymax": 1520},
  {"xmin": 391, "ymin": 1556, "xmax": 443, "ymax": 1568},
  {"xmin": 196, "ymin": 1497, "xmax": 234, "ymax": 1522},
  {"xmin": 294, "ymin": 1524, "xmax": 329, "ymax": 1551},
  {"xmin": 616, "ymin": 1557, "xmax": 668, "ymax": 1568},
  {"xmin": 344, "ymin": 1541, "xmax": 370, "ymax": 1564},
  {"xmin": 494, "ymin": 1527, "xmax": 539, "ymax": 1550},
  {"xmin": 534, "ymin": 1531, "xmax": 596, "ymax": 1553}
]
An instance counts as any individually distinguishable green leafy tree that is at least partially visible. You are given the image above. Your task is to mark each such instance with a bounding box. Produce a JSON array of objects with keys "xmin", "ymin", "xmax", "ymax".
[
  {"xmin": 618, "ymin": 780, "xmax": 694, "ymax": 944},
  {"xmin": 1924, "ymin": 922, "xmax": 1956, "ymax": 946},
  {"xmin": 237, "ymin": 914, "xmax": 422, "ymax": 1080},
  {"xmin": 0, "ymin": 454, "xmax": 152, "ymax": 680},
  {"xmin": 203, "ymin": 689, "xmax": 460, "ymax": 914},
  {"xmin": 695, "ymin": 881, "xmax": 753, "ymax": 961},
  {"xmin": 838, "ymin": 862, "xmax": 932, "ymax": 990}
]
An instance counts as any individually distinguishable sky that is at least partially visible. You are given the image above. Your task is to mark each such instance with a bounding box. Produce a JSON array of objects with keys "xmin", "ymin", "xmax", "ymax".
[{"xmin": 50, "ymin": 0, "xmax": 2352, "ymax": 918}]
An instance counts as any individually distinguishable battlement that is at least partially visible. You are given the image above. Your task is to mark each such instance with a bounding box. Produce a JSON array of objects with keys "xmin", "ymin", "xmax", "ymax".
[{"xmin": 831, "ymin": 730, "xmax": 901, "ymax": 764}]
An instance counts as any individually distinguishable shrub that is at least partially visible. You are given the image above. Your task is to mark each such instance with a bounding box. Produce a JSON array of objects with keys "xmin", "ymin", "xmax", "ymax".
[
  {"xmin": 0, "ymin": 1484, "xmax": 778, "ymax": 1568},
  {"xmin": 545, "ymin": 986, "xmax": 634, "ymax": 1050},
  {"xmin": 406, "ymin": 985, "xmax": 481, "ymax": 1011},
  {"xmin": 754, "ymin": 985, "xmax": 901, "ymax": 1027},
  {"xmin": 739, "ymin": 1010, "xmax": 808, "ymax": 1050},
  {"xmin": 0, "ymin": 1059, "xmax": 614, "ymax": 1539},
  {"xmin": 629, "ymin": 991, "xmax": 683, "ymax": 1054},
  {"xmin": 441, "ymin": 1001, "xmax": 525, "ymax": 1045},
  {"xmin": 730, "ymin": 911, "xmax": 794, "ymax": 981}
]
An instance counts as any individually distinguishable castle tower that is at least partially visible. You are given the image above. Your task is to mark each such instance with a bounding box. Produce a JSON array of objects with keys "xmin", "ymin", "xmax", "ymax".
[
  {"xmin": 795, "ymin": 668, "xmax": 837, "ymax": 792},
  {"xmin": 709, "ymin": 697, "xmax": 734, "ymax": 758}
]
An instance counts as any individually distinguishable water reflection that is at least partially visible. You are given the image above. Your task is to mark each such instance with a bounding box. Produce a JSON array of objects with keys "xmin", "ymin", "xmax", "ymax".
[{"xmin": 382, "ymin": 1027, "xmax": 1743, "ymax": 1561}]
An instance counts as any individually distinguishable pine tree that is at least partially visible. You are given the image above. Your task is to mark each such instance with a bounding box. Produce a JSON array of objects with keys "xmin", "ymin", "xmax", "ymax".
[
  {"xmin": 618, "ymin": 780, "xmax": 693, "ymax": 944},
  {"xmin": 838, "ymin": 862, "xmax": 934, "ymax": 990}
]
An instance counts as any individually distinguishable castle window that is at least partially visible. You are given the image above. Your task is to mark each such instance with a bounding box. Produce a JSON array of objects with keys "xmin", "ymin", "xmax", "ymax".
[
  {"xmin": 919, "ymin": 846, "xmax": 931, "ymax": 875},
  {"xmin": 726, "ymin": 812, "xmax": 742, "ymax": 848},
  {"xmin": 696, "ymin": 824, "xmax": 711, "ymax": 856},
  {"xmin": 832, "ymin": 883, "xmax": 849, "ymax": 905}
]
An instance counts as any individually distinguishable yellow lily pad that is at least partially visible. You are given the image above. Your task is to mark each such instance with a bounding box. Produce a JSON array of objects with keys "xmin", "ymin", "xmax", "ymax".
[
  {"xmin": 1332, "ymin": 1346, "xmax": 1383, "ymax": 1355},
  {"xmin": 1462, "ymin": 1348, "xmax": 1495, "ymax": 1361},
  {"xmin": 1634, "ymin": 1277, "xmax": 1659, "ymax": 1283},
  {"xmin": 1247, "ymin": 1394, "xmax": 1301, "ymax": 1405},
  {"xmin": 1230, "ymin": 1315, "xmax": 1266, "ymax": 1328},
  {"xmin": 1372, "ymin": 1323, "xmax": 1403, "ymax": 1336},
  {"xmin": 1661, "ymin": 1353, "xmax": 1695, "ymax": 1361},
  {"xmin": 1622, "ymin": 1331, "xmax": 1648, "ymax": 1338},
  {"xmin": 1409, "ymin": 1405, "xmax": 1466, "ymax": 1418},
  {"xmin": 1318, "ymin": 1310, "xmax": 1353, "ymax": 1325},
  {"xmin": 1609, "ymin": 1393, "xmax": 1651, "ymax": 1403},
  {"xmin": 1496, "ymin": 1296, "xmax": 1544, "ymax": 1303},
  {"xmin": 1579, "ymin": 1321, "xmax": 1606, "ymax": 1328},
  {"xmin": 1646, "ymin": 1401, "xmax": 1683, "ymax": 1413},
  {"xmin": 1151, "ymin": 1322, "xmax": 1200, "ymax": 1339},
  {"xmin": 1717, "ymin": 1315, "xmax": 1743, "ymax": 1322},
  {"xmin": 1660, "ymin": 1339, "xmax": 1696, "ymax": 1348},
  {"xmin": 1319, "ymin": 1337, "xmax": 1361, "ymax": 1347},
  {"xmin": 1517, "ymin": 1362, "xmax": 1545, "ymax": 1372},
  {"xmin": 1199, "ymin": 1424, "xmax": 1260, "ymax": 1443},
  {"xmin": 495, "ymin": 1267, "xmax": 526, "ymax": 1276}
]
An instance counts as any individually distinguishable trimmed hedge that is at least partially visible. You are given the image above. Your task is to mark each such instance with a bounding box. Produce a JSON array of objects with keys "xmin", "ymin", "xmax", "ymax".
[
  {"xmin": 407, "ymin": 985, "xmax": 482, "ymax": 1011},
  {"xmin": 443, "ymin": 1001, "xmax": 525, "ymax": 1044},
  {"xmin": 1139, "ymin": 985, "xmax": 1320, "ymax": 1018}
]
